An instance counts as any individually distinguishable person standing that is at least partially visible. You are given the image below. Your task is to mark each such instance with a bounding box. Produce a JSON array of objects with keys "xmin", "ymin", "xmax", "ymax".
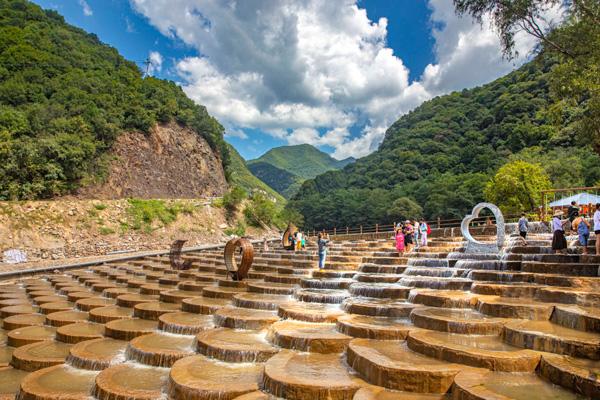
[
  {"xmin": 568, "ymin": 201, "xmax": 580, "ymax": 222},
  {"xmin": 573, "ymin": 214, "xmax": 590, "ymax": 255},
  {"xmin": 395, "ymin": 225, "xmax": 405, "ymax": 257},
  {"xmin": 317, "ymin": 233, "xmax": 329, "ymax": 269},
  {"xmin": 295, "ymin": 231, "xmax": 303, "ymax": 252},
  {"xmin": 551, "ymin": 211, "xmax": 568, "ymax": 254},
  {"xmin": 518, "ymin": 213, "xmax": 529, "ymax": 244},
  {"xmin": 413, "ymin": 220, "xmax": 420, "ymax": 249},
  {"xmin": 403, "ymin": 221, "xmax": 414, "ymax": 253},
  {"xmin": 419, "ymin": 218, "xmax": 428, "ymax": 247},
  {"xmin": 594, "ymin": 203, "xmax": 600, "ymax": 256},
  {"xmin": 301, "ymin": 232, "xmax": 306, "ymax": 250}
]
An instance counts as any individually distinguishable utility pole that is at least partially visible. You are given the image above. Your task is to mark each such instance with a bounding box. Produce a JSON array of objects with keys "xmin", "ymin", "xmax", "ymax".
[{"xmin": 143, "ymin": 58, "xmax": 152, "ymax": 77}]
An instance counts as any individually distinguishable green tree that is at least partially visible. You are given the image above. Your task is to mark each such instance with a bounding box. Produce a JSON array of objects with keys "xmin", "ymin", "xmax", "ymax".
[
  {"xmin": 222, "ymin": 186, "xmax": 247, "ymax": 218},
  {"xmin": 386, "ymin": 197, "xmax": 423, "ymax": 222},
  {"xmin": 244, "ymin": 192, "xmax": 277, "ymax": 227},
  {"xmin": 484, "ymin": 160, "xmax": 551, "ymax": 214}
]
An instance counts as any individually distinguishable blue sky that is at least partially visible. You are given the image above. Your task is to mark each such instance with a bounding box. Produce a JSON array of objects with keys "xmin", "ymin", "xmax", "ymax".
[{"xmin": 31, "ymin": 0, "xmax": 544, "ymax": 160}]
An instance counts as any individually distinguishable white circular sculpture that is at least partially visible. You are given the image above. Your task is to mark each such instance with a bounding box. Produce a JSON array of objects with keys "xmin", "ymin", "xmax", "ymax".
[{"xmin": 461, "ymin": 202, "xmax": 505, "ymax": 254}]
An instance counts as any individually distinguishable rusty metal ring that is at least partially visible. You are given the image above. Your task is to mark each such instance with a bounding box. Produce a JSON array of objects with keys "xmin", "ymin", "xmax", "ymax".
[
  {"xmin": 282, "ymin": 223, "xmax": 297, "ymax": 250},
  {"xmin": 224, "ymin": 238, "xmax": 254, "ymax": 281}
]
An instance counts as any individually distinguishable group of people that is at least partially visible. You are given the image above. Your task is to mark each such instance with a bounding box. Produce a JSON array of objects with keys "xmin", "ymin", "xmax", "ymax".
[
  {"xmin": 394, "ymin": 219, "xmax": 430, "ymax": 256},
  {"xmin": 544, "ymin": 201, "xmax": 600, "ymax": 255},
  {"xmin": 290, "ymin": 231, "xmax": 306, "ymax": 251}
]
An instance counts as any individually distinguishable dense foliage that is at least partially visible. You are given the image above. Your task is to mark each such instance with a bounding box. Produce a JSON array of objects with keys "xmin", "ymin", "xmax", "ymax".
[
  {"xmin": 288, "ymin": 56, "xmax": 600, "ymax": 230},
  {"xmin": 247, "ymin": 144, "xmax": 354, "ymax": 198},
  {"xmin": 0, "ymin": 0, "xmax": 229, "ymax": 200},
  {"xmin": 484, "ymin": 160, "xmax": 551, "ymax": 214}
]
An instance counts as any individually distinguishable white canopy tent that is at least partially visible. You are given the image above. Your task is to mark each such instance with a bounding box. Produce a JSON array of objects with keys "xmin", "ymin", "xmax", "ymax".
[{"xmin": 548, "ymin": 192, "xmax": 600, "ymax": 207}]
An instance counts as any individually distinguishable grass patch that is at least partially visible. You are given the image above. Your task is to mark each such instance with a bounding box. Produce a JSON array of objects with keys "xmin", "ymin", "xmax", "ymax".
[
  {"xmin": 93, "ymin": 203, "xmax": 107, "ymax": 211},
  {"xmin": 125, "ymin": 199, "xmax": 194, "ymax": 233},
  {"xmin": 99, "ymin": 227, "xmax": 115, "ymax": 235}
]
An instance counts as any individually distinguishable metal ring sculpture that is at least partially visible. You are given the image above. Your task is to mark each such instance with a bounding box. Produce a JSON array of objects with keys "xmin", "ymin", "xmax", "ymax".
[
  {"xmin": 224, "ymin": 238, "xmax": 254, "ymax": 281},
  {"xmin": 169, "ymin": 239, "xmax": 193, "ymax": 270},
  {"xmin": 282, "ymin": 223, "xmax": 298, "ymax": 250}
]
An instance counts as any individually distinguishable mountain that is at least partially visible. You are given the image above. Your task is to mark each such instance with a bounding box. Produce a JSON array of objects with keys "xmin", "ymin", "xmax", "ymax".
[
  {"xmin": 0, "ymin": 0, "xmax": 229, "ymax": 200},
  {"xmin": 247, "ymin": 144, "xmax": 354, "ymax": 198},
  {"xmin": 288, "ymin": 56, "xmax": 600, "ymax": 230},
  {"xmin": 248, "ymin": 144, "xmax": 354, "ymax": 179},
  {"xmin": 227, "ymin": 145, "xmax": 285, "ymax": 205}
]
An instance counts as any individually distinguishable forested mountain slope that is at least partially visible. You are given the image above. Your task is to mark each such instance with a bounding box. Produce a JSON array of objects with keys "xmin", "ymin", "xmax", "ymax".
[
  {"xmin": 288, "ymin": 56, "xmax": 600, "ymax": 230},
  {"xmin": 0, "ymin": 0, "xmax": 229, "ymax": 200},
  {"xmin": 247, "ymin": 143, "xmax": 354, "ymax": 198}
]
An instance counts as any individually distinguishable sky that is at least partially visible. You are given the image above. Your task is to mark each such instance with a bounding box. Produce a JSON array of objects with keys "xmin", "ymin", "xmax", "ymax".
[{"xmin": 32, "ymin": 0, "xmax": 562, "ymax": 161}]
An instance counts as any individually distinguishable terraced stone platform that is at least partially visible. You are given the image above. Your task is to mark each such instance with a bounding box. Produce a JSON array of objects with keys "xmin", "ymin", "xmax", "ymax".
[{"xmin": 0, "ymin": 231, "xmax": 597, "ymax": 399}]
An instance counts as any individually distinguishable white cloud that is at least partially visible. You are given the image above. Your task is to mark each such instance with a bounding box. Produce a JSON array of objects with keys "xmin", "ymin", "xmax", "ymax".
[
  {"xmin": 78, "ymin": 0, "xmax": 92, "ymax": 16},
  {"xmin": 125, "ymin": 17, "xmax": 136, "ymax": 33},
  {"xmin": 147, "ymin": 51, "xmax": 163, "ymax": 75},
  {"xmin": 131, "ymin": 0, "xmax": 559, "ymax": 159}
]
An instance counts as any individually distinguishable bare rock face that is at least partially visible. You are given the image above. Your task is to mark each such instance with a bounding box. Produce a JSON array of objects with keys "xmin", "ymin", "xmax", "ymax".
[{"xmin": 78, "ymin": 123, "xmax": 227, "ymax": 199}]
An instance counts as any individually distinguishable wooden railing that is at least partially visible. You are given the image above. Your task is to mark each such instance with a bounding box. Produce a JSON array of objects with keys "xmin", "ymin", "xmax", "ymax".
[{"xmin": 306, "ymin": 213, "xmax": 539, "ymax": 238}]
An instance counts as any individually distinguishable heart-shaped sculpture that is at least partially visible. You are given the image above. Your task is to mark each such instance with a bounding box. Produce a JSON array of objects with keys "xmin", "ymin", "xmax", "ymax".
[{"xmin": 461, "ymin": 202, "xmax": 505, "ymax": 254}]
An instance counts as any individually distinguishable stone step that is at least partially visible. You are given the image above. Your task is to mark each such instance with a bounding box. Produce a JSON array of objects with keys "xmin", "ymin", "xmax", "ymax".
[
  {"xmin": 348, "ymin": 283, "xmax": 411, "ymax": 299},
  {"xmin": 346, "ymin": 339, "xmax": 463, "ymax": 393},
  {"xmin": 521, "ymin": 261, "xmax": 599, "ymax": 276},
  {"xmin": 551, "ymin": 305, "xmax": 600, "ymax": 333},
  {"xmin": 476, "ymin": 297, "xmax": 555, "ymax": 320},
  {"xmin": 503, "ymin": 320, "xmax": 600, "ymax": 359},
  {"xmin": 539, "ymin": 353, "xmax": 600, "ymax": 398},
  {"xmin": 336, "ymin": 315, "xmax": 414, "ymax": 340},
  {"xmin": 410, "ymin": 307, "xmax": 508, "ymax": 335}
]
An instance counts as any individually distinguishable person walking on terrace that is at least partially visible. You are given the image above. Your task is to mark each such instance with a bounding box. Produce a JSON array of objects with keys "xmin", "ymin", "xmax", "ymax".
[
  {"xmin": 295, "ymin": 231, "xmax": 303, "ymax": 252},
  {"xmin": 594, "ymin": 203, "xmax": 600, "ymax": 256},
  {"xmin": 551, "ymin": 210, "xmax": 568, "ymax": 254},
  {"xmin": 419, "ymin": 218, "xmax": 429, "ymax": 247},
  {"xmin": 403, "ymin": 220, "xmax": 414, "ymax": 253},
  {"xmin": 413, "ymin": 220, "xmax": 420, "ymax": 249},
  {"xmin": 573, "ymin": 214, "xmax": 590, "ymax": 255},
  {"xmin": 518, "ymin": 213, "xmax": 529, "ymax": 244},
  {"xmin": 317, "ymin": 232, "xmax": 329, "ymax": 269},
  {"xmin": 395, "ymin": 224, "xmax": 405, "ymax": 257}
]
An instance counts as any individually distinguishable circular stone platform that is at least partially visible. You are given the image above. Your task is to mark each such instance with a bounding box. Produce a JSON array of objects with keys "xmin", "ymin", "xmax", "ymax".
[
  {"xmin": 127, "ymin": 332, "xmax": 195, "ymax": 367},
  {"xmin": 133, "ymin": 301, "xmax": 181, "ymax": 320},
  {"xmin": 476, "ymin": 297, "xmax": 555, "ymax": 320},
  {"xmin": 45, "ymin": 310, "xmax": 89, "ymax": 327},
  {"xmin": 409, "ymin": 289, "xmax": 480, "ymax": 308},
  {"xmin": 3, "ymin": 313, "xmax": 46, "ymax": 331},
  {"xmin": 67, "ymin": 338, "xmax": 128, "ymax": 370},
  {"xmin": 0, "ymin": 304, "xmax": 37, "ymax": 318},
  {"xmin": 196, "ymin": 328, "xmax": 279, "ymax": 362},
  {"xmin": 342, "ymin": 298, "xmax": 418, "ymax": 318},
  {"xmin": 11, "ymin": 340, "xmax": 71, "ymax": 371},
  {"xmin": 410, "ymin": 307, "xmax": 507, "ymax": 335},
  {"xmin": 158, "ymin": 312, "xmax": 214, "ymax": 334},
  {"xmin": 278, "ymin": 302, "xmax": 345, "ymax": 323},
  {"xmin": 93, "ymin": 363, "xmax": 168, "ymax": 400},
  {"xmin": 168, "ymin": 354, "xmax": 264, "ymax": 400},
  {"xmin": 104, "ymin": 318, "xmax": 158, "ymax": 340},
  {"xmin": 17, "ymin": 364, "xmax": 98, "ymax": 400},
  {"xmin": 267, "ymin": 320, "xmax": 351, "ymax": 353},
  {"xmin": 349, "ymin": 283, "xmax": 410, "ymax": 299},
  {"xmin": 353, "ymin": 386, "xmax": 447, "ymax": 400},
  {"xmin": 181, "ymin": 297, "xmax": 231, "ymax": 314},
  {"xmin": 263, "ymin": 350, "xmax": 363, "ymax": 400},
  {"xmin": 233, "ymin": 293, "xmax": 291, "ymax": 310},
  {"xmin": 452, "ymin": 369, "xmax": 584, "ymax": 400},
  {"xmin": 214, "ymin": 307, "xmax": 279, "ymax": 329},
  {"xmin": 539, "ymin": 353, "xmax": 600, "ymax": 398},
  {"xmin": 88, "ymin": 305, "xmax": 132, "ymax": 323},
  {"xmin": 56, "ymin": 322, "xmax": 105, "ymax": 344},
  {"xmin": 406, "ymin": 330, "xmax": 541, "ymax": 372},
  {"xmin": 7, "ymin": 325, "xmax": 56, "ymax": 347},
  {"xmin": 295, "ymin": 289, "xmax": 350, "ymax": 304},
  {"xmin": 115, "ymin": 293, "xmax": 159, "ymax": 308},
  {"xmin": 75, "ymin": 297, "xmax": 115, "ymax": 311},
  {"xmin": 336, "ymin": 315, "xmax": 415, "ymax": 340},
  {"xmin": 346, "ymin": 339, "xmax": 462, "ymax": 393}
]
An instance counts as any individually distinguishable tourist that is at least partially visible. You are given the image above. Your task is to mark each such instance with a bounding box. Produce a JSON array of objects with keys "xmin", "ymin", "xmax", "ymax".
[
  {"xmin": 594, "ymin": 203, "xmax": 600, "ymax": 256},
  {"xmin": 263, "ymin": 237, "xmax": 269, "ymax": 252},
  {"xmin": 296, "ymin": 231, "xmax": 304, "ymax": 251},
  {"xmin": 395, "ymin": 224, "xmax": 405, "ymax": 257},
  {"xmin": 518, "ymin": 213, "xmax": 529, "ymax": 244},
  {"xmin": 403, "ymin": 220, "xmax": 414, "ymax": 253},
  {"xmin": 573, "ymin": 214, "xmax": 590, "ymax": 255},
  {"xmin": 290, "ymin": 232, "xmax": 296, "ymax": 252},
  {"xmin": 413, "ymin": 220, "xmax": 420, "ymax": 249},
  {"xmin": 301, "ymin": 232, "xmax": 306, "ymax": 250},
  {"xmin": 551, "ymin": 210, "xmax": 568, "ymax": 254},
  {"xmin": 419, "ymin": 218, "xmax": 429, "ymax": 247},
  {"xmin": 317, "ymin": 232, "xmax": 329, "ymax": 269},
  {"xmin": 567, "ymin": 201, "xmax": 579, "ymax": 232}
]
